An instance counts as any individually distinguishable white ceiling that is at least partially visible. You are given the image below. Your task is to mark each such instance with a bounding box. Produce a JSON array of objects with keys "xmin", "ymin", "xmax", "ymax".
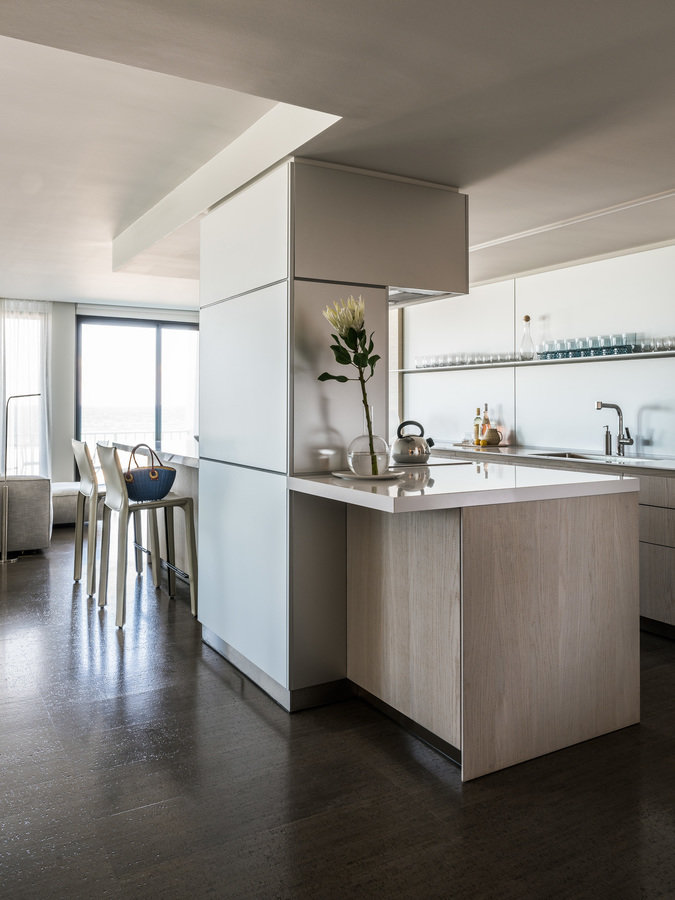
[{"xmin": 3, "ymin": 0, "xmax": 675, "ymax": 308}]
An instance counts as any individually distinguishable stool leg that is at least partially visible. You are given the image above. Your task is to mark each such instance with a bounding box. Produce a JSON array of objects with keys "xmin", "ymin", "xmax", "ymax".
[
  {"xmin": 73, "ymin": 492, "xmax": 86, "ymax": 582},
  {"xmin": 165, "ymin": 506, "xmax": 176, "ymax": 598},
  {"xmin": 183, "ymin": 499, "xmax": 198, "ymax": 617},
  {"xmin": 115, "ymin": 510, "xmax": 129, "ymax": 628},
  {"xmin": 85, "ymin": 494, "xmax": 98, "ymax": 597},
  {"xmin": 148, "ymin": 509, "xmax": 161, "ymax": 588},
  {"xmin": 98, "ymin": 505, "xmax": 111, "ymax": 607},
  {"xmin": 133, "ymin": 509, "xmax": 143, "ymax": 573}
]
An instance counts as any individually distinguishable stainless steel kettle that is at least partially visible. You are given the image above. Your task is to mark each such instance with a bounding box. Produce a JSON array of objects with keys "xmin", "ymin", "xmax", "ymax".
[{"xmin": 391, "ymin": 420, "xmax": 435, "ymax": 464}]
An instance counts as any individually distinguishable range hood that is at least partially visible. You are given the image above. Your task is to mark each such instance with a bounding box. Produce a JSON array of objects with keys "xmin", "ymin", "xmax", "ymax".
[{"xmin": 388, "ymin": 287, "xmax": 462, "ymax": 307}]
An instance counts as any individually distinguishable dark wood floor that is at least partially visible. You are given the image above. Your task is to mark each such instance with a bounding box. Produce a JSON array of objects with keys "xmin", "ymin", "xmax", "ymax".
[{"xmin": 2, "ymin": 527, "xmax": 675, "ymax": 899}]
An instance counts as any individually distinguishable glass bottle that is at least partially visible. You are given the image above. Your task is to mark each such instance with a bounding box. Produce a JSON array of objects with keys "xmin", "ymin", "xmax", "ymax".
[
  {"xmin": 519, "ymin": 315, "xmax": 536, "ymax": 360},
  {"xmin": 481, "ymin": 403, "xmax": 491, "ymax": 439},
  {"xmin": 473, "ymin": 407, "xmax": 481, "ymax": 445}
]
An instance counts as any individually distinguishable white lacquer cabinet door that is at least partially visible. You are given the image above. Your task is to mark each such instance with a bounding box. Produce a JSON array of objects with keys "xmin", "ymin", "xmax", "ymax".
[
  {"xmin": 200, "ymin": 163, "xmax": 289, "ymax": 306},
  {"xmin": 199, "ymin": 281, "xmax": 288, "ymax": 471},
  {"xmin": 198, "ymin": 459, "xmax": 288, "ymax": 688}
]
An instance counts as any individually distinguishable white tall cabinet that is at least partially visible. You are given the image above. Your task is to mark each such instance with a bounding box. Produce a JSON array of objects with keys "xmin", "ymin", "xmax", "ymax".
[{"xmin": 198, "ymin": 159, "xmax": 467, "ymax": 709}]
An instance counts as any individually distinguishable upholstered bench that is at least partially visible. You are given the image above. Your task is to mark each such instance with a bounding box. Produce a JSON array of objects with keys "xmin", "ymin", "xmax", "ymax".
[{"xmin": 51, "ymin": 481, "xmax": 80, "ymax": 526}]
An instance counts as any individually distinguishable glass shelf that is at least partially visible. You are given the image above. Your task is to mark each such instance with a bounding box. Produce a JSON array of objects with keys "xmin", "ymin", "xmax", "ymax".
[{"xmin": 394, "ymin": 349, "xmax": 675, "ymax": 375}]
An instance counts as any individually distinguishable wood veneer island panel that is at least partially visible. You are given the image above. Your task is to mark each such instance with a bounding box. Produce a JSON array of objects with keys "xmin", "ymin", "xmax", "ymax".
[
  {"xmin": 343, "ymin": 490, "xmax": 639, "ymax": 781},
  {"xmin": 347, "ymin": 507, "xmax": 461, "ymax": 749},
  {"xmin": 461, "ymin": 492, "xmax": 639, "ymax": 781}
]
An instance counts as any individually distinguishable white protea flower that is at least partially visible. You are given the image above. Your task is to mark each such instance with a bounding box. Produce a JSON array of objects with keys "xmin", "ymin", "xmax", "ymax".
[{"xmin": 322, "ymin": 295, "xmax": 365, "ymax": 337}]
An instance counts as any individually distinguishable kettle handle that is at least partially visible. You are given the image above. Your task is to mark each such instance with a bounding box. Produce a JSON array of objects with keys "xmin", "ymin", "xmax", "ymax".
[{"xmin": 397, "ymin": 419, "xmax": 425, "ymax": 439}]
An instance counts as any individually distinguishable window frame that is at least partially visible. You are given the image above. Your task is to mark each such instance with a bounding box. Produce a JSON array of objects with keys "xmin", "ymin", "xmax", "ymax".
[{"xmin": 75, "ymin": 314, "xmax": 198, "ymax": 449}]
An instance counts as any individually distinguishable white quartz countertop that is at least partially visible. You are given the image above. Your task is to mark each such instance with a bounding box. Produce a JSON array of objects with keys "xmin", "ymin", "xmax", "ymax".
[
  {"xmin": 288, "ymin": 460, "xmax": 638, "ymax": 513},
  {"xmin": 432, "ymin": 443, "xmax": 675, "ymax": 476}
]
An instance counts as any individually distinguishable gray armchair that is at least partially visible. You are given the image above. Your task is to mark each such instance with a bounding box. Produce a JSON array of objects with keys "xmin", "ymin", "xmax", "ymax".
[{"xmin": 0, "ymin": 476, "xmax": 52, "ymax": 552}]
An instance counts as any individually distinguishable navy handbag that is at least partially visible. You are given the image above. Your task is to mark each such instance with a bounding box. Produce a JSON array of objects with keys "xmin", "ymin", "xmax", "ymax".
[{"xmin": 124, "ymin": 444, "xmax": 176, "ymax": 501}]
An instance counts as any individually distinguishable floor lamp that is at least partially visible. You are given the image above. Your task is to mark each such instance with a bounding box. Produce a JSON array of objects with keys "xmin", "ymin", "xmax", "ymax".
[{"xmin": 1, "ymin": 393, "xmax": 42, "ymax": 565}]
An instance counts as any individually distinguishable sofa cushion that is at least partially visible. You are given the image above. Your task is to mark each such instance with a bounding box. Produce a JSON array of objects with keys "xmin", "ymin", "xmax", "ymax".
[{"xmin": 52, "ymin": 482, "xmax": 80, "ymax": 526}]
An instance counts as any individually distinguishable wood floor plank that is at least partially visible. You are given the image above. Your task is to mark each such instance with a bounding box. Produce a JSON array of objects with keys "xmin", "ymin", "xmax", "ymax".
[{"xmin": 0, "ymin": 527, "xmax": 674, "ymax": 899}]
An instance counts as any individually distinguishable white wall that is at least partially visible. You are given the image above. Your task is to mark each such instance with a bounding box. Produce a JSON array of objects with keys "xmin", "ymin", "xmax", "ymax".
[{"xmin": 401, "ymin": 245, "xmax": 675, "ymax": 456}]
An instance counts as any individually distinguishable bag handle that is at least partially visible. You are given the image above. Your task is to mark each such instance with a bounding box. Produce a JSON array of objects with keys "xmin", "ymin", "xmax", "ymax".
[{"xmin": 127, "ymin": 443, "xmax": 164, "ymax": 472}]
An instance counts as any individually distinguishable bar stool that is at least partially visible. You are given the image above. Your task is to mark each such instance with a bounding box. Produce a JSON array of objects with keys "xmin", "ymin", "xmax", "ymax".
[
  {"xmin": 96, "ymin": 443, "xmax": 198, "ymax": 628},
  {"xmin": 72, "ymin": 439, "xmax": 106, "ymax": 597}
]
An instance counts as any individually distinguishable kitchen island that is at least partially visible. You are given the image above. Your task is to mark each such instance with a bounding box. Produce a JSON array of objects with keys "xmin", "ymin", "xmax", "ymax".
[{"xmin": 289, "ymin": 461, "xmax": 640, "ymax": 781}]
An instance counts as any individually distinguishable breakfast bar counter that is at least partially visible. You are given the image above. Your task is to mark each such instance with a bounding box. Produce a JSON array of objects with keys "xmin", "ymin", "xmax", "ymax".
[{"xmin": 289, "ymin": 461, "xmax": 640, "ymax": 780}]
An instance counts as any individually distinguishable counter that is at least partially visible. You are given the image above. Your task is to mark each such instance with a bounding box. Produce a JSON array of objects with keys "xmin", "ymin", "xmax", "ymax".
[
  {"xmin": 113, "ymin": 439, "xmax": 199, "ymax": 469},
  {"xmin": 288, "ymin": 458, "xmax": 637, "ymax": 513},
  {"xmin": 433, "ymin": 441, "xmax": 675, "ymax": 476},
  {"xmin": 289, "ymin": 461, "xmax": 640, "ymax": 781}
]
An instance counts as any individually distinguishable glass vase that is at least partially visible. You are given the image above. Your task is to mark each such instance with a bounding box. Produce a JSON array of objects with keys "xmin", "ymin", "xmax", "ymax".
[{"xmin": 347, "ymin": 406, "xmax": 389, "ymax": 476}]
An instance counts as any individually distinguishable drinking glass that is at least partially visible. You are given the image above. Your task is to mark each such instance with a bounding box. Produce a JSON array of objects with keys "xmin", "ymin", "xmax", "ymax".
[
  {"xmin": 598, "ymin": 335, "xmax": 613, "ymax": 356},
  {"xmin": 566, "ymin": 338, "xmax": 580, "ymax": 358},
  {"xmin": 577, "ymin": 337, "xmax": 591, "ymax": 357}
]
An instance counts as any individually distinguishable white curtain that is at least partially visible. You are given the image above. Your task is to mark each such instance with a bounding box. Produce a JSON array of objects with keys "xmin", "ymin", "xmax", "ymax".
[{"xmin": 0, "ymin": 299, "xmax": 52, "ymax": 477}]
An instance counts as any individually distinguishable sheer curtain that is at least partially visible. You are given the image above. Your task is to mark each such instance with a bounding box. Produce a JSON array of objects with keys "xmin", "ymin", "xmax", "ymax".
[{"xmin": 0, "ymin": 299, "xmax": 52, "ymax": 477}]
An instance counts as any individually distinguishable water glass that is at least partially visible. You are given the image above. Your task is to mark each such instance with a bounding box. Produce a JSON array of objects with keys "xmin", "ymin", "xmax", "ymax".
[
  {"xmin": 596, "ymin": 335, "xmax": 612, "ymax": 356},
  {"xmin": 565, "ymin": 338, "xmax": 581, "ymax": 358},
  {"xmin": 577, "ymin": 337, "xmax": 592, "ymax": 357}
]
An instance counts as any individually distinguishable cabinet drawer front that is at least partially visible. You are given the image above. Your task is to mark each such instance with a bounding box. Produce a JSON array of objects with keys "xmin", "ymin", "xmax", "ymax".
[
  {"xmin": 640, "ymin": 541, "xmax": 675, "ymax": 626},
  {"xmin": 639, "ymin": 474, "xmax": 675, "ymax": 508},
  {"xmin": 639, "ymin": 505, "xmax": 675, "ymax": 548}
]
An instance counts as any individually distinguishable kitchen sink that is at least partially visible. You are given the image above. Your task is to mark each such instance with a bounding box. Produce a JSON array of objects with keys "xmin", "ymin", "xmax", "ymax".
[
  {"xmin": 529, "ymin": 451, "xmax": 662, "ymax": 465},
  {"xmin": 530, "ymin": 452, "xmax": 596, "ymax": 460}
]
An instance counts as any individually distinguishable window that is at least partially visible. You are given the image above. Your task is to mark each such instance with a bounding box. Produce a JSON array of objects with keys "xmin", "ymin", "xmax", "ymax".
[{"xmin": 76, "ymin": 317, "xmax": 198, "ymax": 449}]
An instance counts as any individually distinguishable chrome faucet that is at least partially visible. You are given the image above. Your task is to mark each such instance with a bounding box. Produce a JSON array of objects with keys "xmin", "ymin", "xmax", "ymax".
[{"xmin": 595, "ymin": 401, "xmax": 634, "ymax": 456}]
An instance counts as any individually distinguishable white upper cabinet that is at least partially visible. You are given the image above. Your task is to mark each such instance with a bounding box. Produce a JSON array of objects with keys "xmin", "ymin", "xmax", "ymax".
[
  {"xmin": 293, "ymin": 162, "xmax": 468, "ymax": 295},
  {"xmin": 200, "ymin": 164, "xmax": 289, "ymax": 307}
]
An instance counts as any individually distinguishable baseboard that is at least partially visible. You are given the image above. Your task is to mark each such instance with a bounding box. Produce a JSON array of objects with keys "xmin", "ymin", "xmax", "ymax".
[
  {"xmin": 201, "ymin": 627, "xmax": 350, "ymax": 711},
  {"xmin": 351, "ymin": 684, "xmax": 462, "ymax": 767}
]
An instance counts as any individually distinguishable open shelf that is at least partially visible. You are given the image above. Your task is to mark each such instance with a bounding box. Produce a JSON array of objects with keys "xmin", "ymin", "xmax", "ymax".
[{"xmin": 394, "ymin": 349, "xmax": 675, "ymax": 375}]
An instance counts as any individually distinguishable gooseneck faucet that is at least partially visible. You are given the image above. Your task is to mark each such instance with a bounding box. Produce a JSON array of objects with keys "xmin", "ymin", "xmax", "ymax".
[{"xmin": 595, "ymin": 401, "xmax": 634, "ymax": 456}]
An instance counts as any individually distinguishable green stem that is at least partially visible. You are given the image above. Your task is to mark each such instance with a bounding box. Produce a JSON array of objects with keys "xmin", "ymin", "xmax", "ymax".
[{"xmin": 357, "ymin": 366, "xmax": 377, "ymax": 475}]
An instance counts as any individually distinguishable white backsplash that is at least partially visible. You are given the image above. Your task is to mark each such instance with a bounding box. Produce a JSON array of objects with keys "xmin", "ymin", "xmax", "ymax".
[{"xmin": 400, "ymin": 244, "xmax": 675, "ymax": 456}]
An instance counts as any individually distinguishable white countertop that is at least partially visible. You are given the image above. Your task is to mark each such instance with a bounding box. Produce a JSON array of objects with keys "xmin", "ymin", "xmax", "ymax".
[
  {"xmin": 433, "ymin": 443, "xmax": 675, "ymax": 476},
  {"xmin": 288, "ymin": 459, "xmax": 638, "ymax": 513},
  {"xmin": 112, "ymin": 440, "xmax": 199, "ymax": 469}
]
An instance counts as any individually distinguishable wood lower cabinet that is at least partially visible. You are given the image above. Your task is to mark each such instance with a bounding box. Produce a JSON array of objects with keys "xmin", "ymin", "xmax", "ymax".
[
  {"xmin": 346, "ymin": 492, "xmax": 639, "ymax": 781},
  {"xmin": 640, "ymin": 542, "xmax": 675, "ymax": 624},
  {"xmin": 639, "ymin": 474, "xmax": 675, "ymax": 626}
]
